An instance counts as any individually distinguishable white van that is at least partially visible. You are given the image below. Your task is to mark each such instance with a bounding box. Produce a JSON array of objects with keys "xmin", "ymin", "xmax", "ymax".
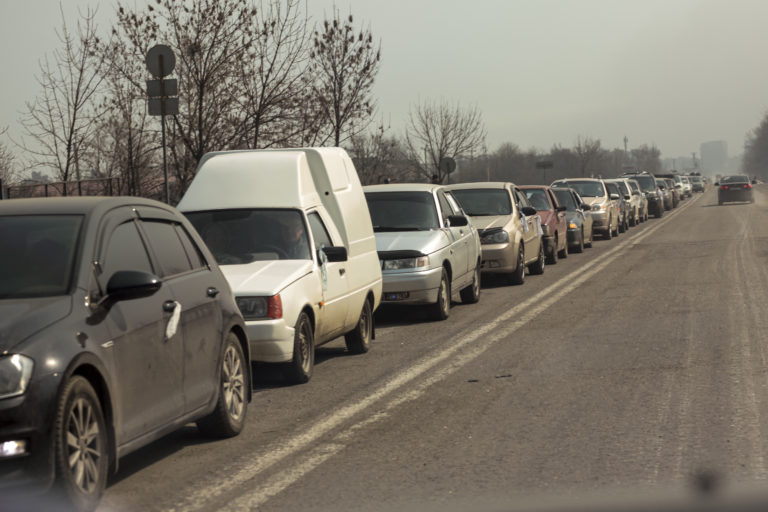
[{"xmin": 178, "ymin": 148, "xmax": 382, "ymax": 383}]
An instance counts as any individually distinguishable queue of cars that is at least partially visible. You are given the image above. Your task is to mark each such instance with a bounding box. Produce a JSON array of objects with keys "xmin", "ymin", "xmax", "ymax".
[{"xmin": 0, "ymin": 153, "xmax": 723, "ymax": 511}]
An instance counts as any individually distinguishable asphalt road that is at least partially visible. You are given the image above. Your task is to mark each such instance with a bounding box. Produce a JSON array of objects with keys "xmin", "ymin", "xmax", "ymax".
[{"xmin": 99, "ymin": 185, "xmax": 768, "ymax": 512}]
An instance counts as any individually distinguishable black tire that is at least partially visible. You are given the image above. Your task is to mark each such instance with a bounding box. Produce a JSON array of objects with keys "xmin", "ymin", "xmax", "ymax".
[
  {"xmin": 283, "ymin": 312, "xmax": 314, "ymax": 383},
  {"xmin": 460, "ymin": 265, "xmax": 481, "ymax": 304},
  {"xmin": 585, "ymin": 228, "xmax": 593, "ymax": 248},
  {"xmin": 629, "ymin": 212, "xmax": 636, "ymax": 227},
  {"xmin": 54, "ymin": 376, "xmax": 109, "ymax": 512},
  {"xmin": 618, "ymin": 217, "xmax": 626, "ymax": 233},
  {"xmin": 430, "ymin": 269, "xmax": 451, "ymax": 320},
  {"xmin": 612, "ymin": 222, "xmax": 620, "ymax": 237},
  {"xmin": 558, "ymin": 236, "xmax": 568, "ymax": 259},
  {"xmin": 574, "ymin": 230, "xmax": 584, "ymax": 253},
  {"xmin": 198, "ymin": 332, "xmax": 248, "ymax": 438},
  {"xmin": 345, "ymin": 299, "xmax": 373, "ymax": 353},
  {"xmin": 604, "ymin": 225, "xmax": 612, "ymax": 240},
  {"xmin": 511, "ymin": 246, "xmax": 527, "ymax": 283},
  {"xmin": 528, "ymin": 242, "xmax": 545, "ymax": 276},
  {"xmin": 545, "ymin": 238, "xmax": 558, "ymax": 265}
]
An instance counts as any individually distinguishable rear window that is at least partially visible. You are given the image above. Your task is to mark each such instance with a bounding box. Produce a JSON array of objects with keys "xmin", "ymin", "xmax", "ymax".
[
  {"xmin": 0, "ymin": 215, "xmax": 83, "ymax": 298},
  {"xmin": 451, "ymin": 189, "xmax": 512, "ymax": 216},
  {"xmin": 721, "ymin": 175, "xmax": 749, "ymax": 184}
]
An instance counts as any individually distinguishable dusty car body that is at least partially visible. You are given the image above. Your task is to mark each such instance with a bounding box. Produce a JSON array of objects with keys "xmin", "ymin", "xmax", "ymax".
[
  {"xmin": 520, "ymin": 185, "xmax": 568, "ymax": 264},
  {"xmin": 551, "ymin": 187, "xmax": 594, "ymax": 253},
  {"xmin": 717, "ymin": 175, "xmax": 755, "ymax": 204},
  {"xmin": 553, "ymin": 179, "xmax": 619, "ymax": 240}
]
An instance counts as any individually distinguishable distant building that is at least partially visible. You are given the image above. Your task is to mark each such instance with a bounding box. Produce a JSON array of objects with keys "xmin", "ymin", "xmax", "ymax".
[{"xmin": 700, "ymin": 140, "xmax": 728, "ymax": 175}]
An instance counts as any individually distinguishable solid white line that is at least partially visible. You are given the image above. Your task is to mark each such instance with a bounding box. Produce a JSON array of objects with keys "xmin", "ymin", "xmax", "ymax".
[{"xmin": 174, "ymin": 195, "xmax": 698, "ymax": 512}]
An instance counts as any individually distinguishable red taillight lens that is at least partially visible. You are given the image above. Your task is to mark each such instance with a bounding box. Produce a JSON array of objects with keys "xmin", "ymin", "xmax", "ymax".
[
  {"xmin": 267, "ymin": 294, "xmax": 283, "ymax": 319},
  {"xmin": 721, "ymin": 185, "xmax": 728, "ymax": 190},
  {"xmin": 745, "ymin": 184, "xmax": 751, "ymax": 188}
]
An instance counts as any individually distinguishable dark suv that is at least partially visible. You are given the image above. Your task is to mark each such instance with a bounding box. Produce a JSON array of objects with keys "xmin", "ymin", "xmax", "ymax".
[
  {"xmin": 621, "ymin": 171, "xmax": 664, "ymax": 218},
  {"xmin": 0, "ymin": 197, "xmax": 250, "ymax": 511}
]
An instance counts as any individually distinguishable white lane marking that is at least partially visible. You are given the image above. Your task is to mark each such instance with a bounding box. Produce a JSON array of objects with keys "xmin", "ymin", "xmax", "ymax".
[{"xmin": 172, "ymin": 196, "xmax": 698, "ymax": 512}]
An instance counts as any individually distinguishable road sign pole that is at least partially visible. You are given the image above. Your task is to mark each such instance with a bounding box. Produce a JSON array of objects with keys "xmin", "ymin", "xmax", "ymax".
[{"xmin": 162, "ymin": 115, "xmax": 169, "ymax": 204}]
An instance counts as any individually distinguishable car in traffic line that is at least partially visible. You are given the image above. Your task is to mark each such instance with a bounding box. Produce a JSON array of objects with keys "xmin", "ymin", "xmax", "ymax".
[
  {"xmin": 180, "ymin": 148, "xmax": 383, "ymax": 384},
  {"xmin": 447, "ymin": 182, "xmax": 545, "ymax": 285},
  {"xmin": 604, "ymin": 180, "xmax": 629, "ymax": 233},
  {"xmin": 716, "ymin": 175, "xmax": 755, "ymax": 204},
  {"xmin": 656, "ymin": 178, "xmax": 673, "ymax": 211},
  {"xmin": 520, "ymin": 185, "xmax": 568, "ymax": 264},
  {"xmin": 551, "ymin": 186, "xmax": 594, "ymax": 253},
  {"xmin": 364, "ymin": 183, "xmax": 482, "ymax": 320},
  {"xmin": 0, "ymin": 197, "xmax": 250, "ymax": 512},
  {"xmin": 606, "ymin": 178, "xmax": 641, "ymax": 227},
  {"xmin": 621, "ymin": 171, "xmax": 664, "ymax": 218},
  {"xmin": 552, "ymin": 178, "xmax": 619, "ymax": 240}
]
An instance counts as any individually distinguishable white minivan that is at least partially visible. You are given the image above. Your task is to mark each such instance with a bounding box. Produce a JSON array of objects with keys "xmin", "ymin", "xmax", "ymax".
[{"xmin": 178, "ymin": 148, "xmax": 382, "ymax": 383}]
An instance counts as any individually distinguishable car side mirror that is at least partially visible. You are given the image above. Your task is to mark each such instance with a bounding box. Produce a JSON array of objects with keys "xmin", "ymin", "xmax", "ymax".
[
  {"xmin": 610, "ymin": 193, "xmax": 619, "ymax": 200},
  {"xmin": 714, "ymin": 182, "xmax": 719, "ymax": 186},
  {"xmin": 521, "ymin": 206, "xmax": 538, "ymax": 216},
  {"xmin": 556, "ymin": 205, "xmax": 567, "ymax": 212},
  {"xmin": 752, "ymin": 180, "xmax": 757, "ymax": 185},
  {"xmin": 446, "ymin": 215, "xmax": 469, "ymax": 227},
  {"xmin": 106, "ymin": 270, "xmax": 161, "ymax": 302},
  {"xmin": 581, "ymin": 203, "xmax": 591, "ymax": 211},
  {"xmin": 623, "ymin": 194, "xmax": 631, "ymax": 200},
  {"xmin": 319, "ymin": 246, "xmax": 348, "ymax": 263}
]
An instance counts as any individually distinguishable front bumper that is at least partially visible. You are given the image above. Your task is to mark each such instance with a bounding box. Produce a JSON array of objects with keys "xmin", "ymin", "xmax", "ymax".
[
  {"xmin": 381, "ymin": 266, "xmax": 444, "ymax": 304},
  {"xmin": 244, "ymin": 319, "xmax": 295, "ymax": 363},
  {"xmin": 479, "ymin": 243, "xmax": 517, "ymax": 274}
]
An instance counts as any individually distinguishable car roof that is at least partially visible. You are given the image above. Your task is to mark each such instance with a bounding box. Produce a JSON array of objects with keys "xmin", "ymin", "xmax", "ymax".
[
  {"xmin": 0, "ymin": 196, "xmax": 173, "ymax": 217},
  {"xmin": 445, "ymin": 181, "xmax": 514, "ymax": 190},
  {"xmin": 363, "ymin": 183, "xmax": 442, "ymax": 193}
]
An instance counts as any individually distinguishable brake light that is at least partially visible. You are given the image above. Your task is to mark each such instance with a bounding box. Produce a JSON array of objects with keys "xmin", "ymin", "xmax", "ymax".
[
  {"xmin": 268, "ymin": 294, "xmax": 283, "ymax": 319},
  {"xmin": 745, "ymin": 184, "xmax": 751, "ymax": 189},
  {"xmin": 721, "ymin": 185, "xmax": 728, "ymax": 190}
]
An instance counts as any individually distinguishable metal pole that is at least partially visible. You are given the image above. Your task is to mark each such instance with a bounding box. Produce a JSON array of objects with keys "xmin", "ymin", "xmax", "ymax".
[{"xmin": 162, "ymin": 114, "xmax": 169, "ymax": 204}]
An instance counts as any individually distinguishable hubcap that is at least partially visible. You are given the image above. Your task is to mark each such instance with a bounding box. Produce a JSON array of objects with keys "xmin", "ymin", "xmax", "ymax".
[
  {"xmin": 298, "ymin": 321, "xmax": 312, "ymax": 373},
  {"xmin": 222, "ymin": 345, "xmax": 245, "ymax": 421},
  {"xmin": 66, "ymin": 398, "xmax": 101, "ymax": 494},
  {"xmin": 360, "ymin": 305, "xmax": 371, "ymax": 341},
  {"xmin": 440, "ymin": 278, "xmax": 449, "ymax": 313}
]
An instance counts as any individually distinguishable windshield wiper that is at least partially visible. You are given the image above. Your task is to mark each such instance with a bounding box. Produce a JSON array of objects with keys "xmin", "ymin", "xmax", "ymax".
[{"xmin": 373, "ymin": 226, "xmax": 421, "ymax": 232}]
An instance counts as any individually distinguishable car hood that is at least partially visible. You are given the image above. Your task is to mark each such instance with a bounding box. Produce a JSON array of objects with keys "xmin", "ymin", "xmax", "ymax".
[
  {"xmin": 221, "ymin": 260, "xmax": 314, "ymax": 295},
  {"xmin": 468, "ymin": 215, "xmax": 512, "ymax": 232},
  {"xmin": 0, "ymin": 295, "xmax": 73, "ymax": 353},
  {"xmin": 583, "ymin": 196, "xmax": 606, "ymax": 206},
  {"xmin": 374, "ymin": 230, "xmax": 450, "ymax": 254}
]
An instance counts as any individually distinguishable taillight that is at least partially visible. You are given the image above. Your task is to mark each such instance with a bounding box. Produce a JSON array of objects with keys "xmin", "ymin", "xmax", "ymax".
[
  {"xmin": 721, "ymin": 185, "xmax": 728, "ymax": 190},
  {"xmin": 745, "ymin": 184, "xmax": 752, "ymax": 188},
  {"xmin": 268, "ymin": 294, "xmax": 283, "ymax": 319}
]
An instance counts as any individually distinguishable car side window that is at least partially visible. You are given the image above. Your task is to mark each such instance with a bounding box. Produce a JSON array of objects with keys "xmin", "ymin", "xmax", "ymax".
[
  {"xmin": 437, "ymin": 192, "xmax": 454, "ymax": 224},
  {"xmin": 175, "ymin": 224, "xmax": 207, "ymax": 270},
  {"xmin": 101, "ymin": 221, "xmax": 154, "ymax": 281},
  {"xmin": 140, "ymin": 220, "xmax": 193, "ymax": 277},
  {"xmin": 307, "ymin": 212, "xmax": 333, "ymax": 250}
]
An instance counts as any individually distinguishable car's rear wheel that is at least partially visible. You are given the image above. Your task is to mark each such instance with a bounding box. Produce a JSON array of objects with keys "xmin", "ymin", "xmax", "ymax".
[
  {"xmin": 198, "ymin": 332, "xmax": 248, "ymax": 437},
  {"xmin": 528, "ymin": 242, "xmax": 545, "ymax": 276},
  {"xmin": 558, "ymin": 236, "xmax": 568, "ymax": 259},
  {"xmin": 283, "ymin": 312, "xmax": 314, "ymax": 383},
  {"xmin": 430, "ymin": 269, "xmax": 451, "ymax": 320},
  {"xmin": 546, "ymin": 237, "xmax": 558, "ymax": 264},
  {"xmin": 585, "ymin": 228, "xmax": 593, "ymax": 248},
  {"xmin": 460, "ymin": 265, "xmax": 481, "ymax": 304},
  {"xmin": 345, "ymin": 299, "xmax": 373, "ymax": 353},
  {"xmin": 604, "ymin": 224, "xmax": 612, "ymax": 240},
  {"xmin": 510, "ymin": 246, "xmax": 527, "ymax": 283},
  {"xmin": 54, "ymin": 376, "xmax": 108, "ymax": 512}
]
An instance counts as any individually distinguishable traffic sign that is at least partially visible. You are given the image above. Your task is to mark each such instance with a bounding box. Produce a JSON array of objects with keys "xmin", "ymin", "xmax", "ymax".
[
  {"xmin": 148, "ymin": 97, "xmax": 179, "ymax": 116},
  {"xmin": 146, "ymin": 79, "xmax": 178, "ymax": 98},
  {"xmin": 439, "ymin": 156, "xmax": 456, "ymax": 175},
  {"xmin": 146, "ymin": 45, "xmax": 176, "ymax": 78}
]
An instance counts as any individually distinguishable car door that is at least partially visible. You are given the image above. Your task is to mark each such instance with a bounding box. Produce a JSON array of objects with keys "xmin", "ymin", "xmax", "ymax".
[
  {"xmin": 514, "ymin": 189, "xmax": 539, "ymax": 258},
  {"xmin": 95, "ymin": 210, "xmax": 184, "ymax": 443},
  {"xmin": 306, "ymin": 210, "xmax": 349, "ymax": 341},
  {"xmin": 437, "ymin": 190, "xmax": 470, "ymax": 286},
  {"xmin": 136, "ymin": 209, "xmax": 223, "ymax": 413}
]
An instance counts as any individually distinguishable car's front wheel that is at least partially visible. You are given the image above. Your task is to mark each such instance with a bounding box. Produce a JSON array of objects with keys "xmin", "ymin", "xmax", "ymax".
[
  {"xmin": 460, "ymin": 265, "xmax": 481, "ymax": 304},
  {"xmin": 430, "ymin": 269, "xmax": 451, "ymax": 320},
  {"xmin": 283, "ymin": 312, "xmax": 314, "ymax": 383},
  {"xmin": 528, "ymin": 242, "xmax": 545, "ymax": 276},
  {"xmin": 54, "ymin": 376, "xmax": 109, "ymax": 512},
  {"xmin": 198, "ymin": 332, "xmax": 248, "ymax": 437},
  {"xmin": 345, "ymin": 299, "xmax": 373, "ymax": 353}
]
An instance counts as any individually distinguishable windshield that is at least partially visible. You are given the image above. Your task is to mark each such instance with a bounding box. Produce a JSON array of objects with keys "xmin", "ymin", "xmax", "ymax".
[
  {"xmin": 185, "ymin": 209, "xmax": 311, "ymax": 264},
  {"xmin": 365, "ymin": 191, "xmax": 439, "ymax": 231},
  {"xmin": 561, "ymin": 180, "xmax": 605, "ymax": 198},
  {"xmin": 523, "ymin": 189, "xmax": 551, "ymax": 211},
  {"xmin": 552, "ymin": 189, "xmax": 577, "ymax": 210},
  {"xmin": 451, "ymin": 189, "xmax": 512, "ymax": 216},
  {"xmin": 0, "ymin": 215, "xmax": 82, "ymax": 299},
  {"xmin": 721, "ymin": 175, "xmax": 749, "ymax": 184}
]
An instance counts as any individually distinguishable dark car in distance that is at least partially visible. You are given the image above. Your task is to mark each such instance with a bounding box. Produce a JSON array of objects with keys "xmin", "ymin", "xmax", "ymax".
[
  {"xmin": 717, "ymin": 175, "xmax": 755, "ymax": 204},
  {"xmin": 0, "ymin": 197, "xmax": 250, "ymax": 512},
  {"xmin": 551, "ymin": 187, "xmax": 594, "ymax": 253}
]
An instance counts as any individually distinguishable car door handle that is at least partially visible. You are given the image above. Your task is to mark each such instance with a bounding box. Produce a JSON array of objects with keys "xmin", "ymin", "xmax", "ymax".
[
  {"xmin": 207, "ymin": 287, "xmax": 220, "ymax": 298},
  {"xmin": 339, "ymin": 268, "xmax": 346, "ymax": 276},
  {"xmin": 163, "ymin": 300, "xmax": 177, "ymax": 313}
]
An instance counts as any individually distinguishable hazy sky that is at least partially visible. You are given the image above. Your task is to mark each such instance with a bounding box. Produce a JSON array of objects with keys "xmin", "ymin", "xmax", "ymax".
[{"xmin": 2, "ymin": 0, "xmax": 768, "ymax": 161}]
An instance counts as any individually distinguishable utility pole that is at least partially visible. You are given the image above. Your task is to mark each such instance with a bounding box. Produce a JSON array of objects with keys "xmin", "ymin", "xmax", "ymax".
[{"xmin": 623, "ymin": 136, "xmax": 628, "ymax": 161}]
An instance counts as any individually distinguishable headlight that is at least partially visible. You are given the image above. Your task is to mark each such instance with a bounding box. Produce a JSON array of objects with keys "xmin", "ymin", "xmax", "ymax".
[
  {"xmin": 236, "ymin": 295, "xmax": 282, "ymax": 320},
  {"xmin": 0, "ymin": 355, "xmax": 34, "ymax": 400},
  {"xmin": 591, "ymin": 203, "xmax": 607, "ymax": 213},
  {"xmin": 382, "ymin": 256, "xmax": 429, "ymax": 270},
  {"xmin": 568, "ymin": 222, "xmax": 578, "ymax": 229},
  {"xmin": 480, "ymin": 230, "xmax": 509, "ymax": 244}
]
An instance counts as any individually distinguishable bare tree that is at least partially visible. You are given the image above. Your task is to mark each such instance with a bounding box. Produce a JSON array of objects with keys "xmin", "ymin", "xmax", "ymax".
[
  {"xmin": 0, "ymin": 128, "xmax": 17, "ymax": 196},
  {"xmin": 629, "ymin": 144, "xmax": 662, "ymax": 174},
  {"xmin": 574, "ymin": 136, "xmax": 603, "ymax": 177},
  {"xmin": 17, "ymin": 6, "xmax": 109, "ymax": 191},
  {"xmin": 404, "ymin": 99, "xmax": 486, "ymax": 184},
  {"xmin": 115, "ymin": 0, "xmax": 257, "ymax": 199},
  {"xmin": 347, "ymin": 125, "xmax": 413, "ymax": 185},
  {"xmin": 310, "ymin": 9, "xmax": 381, "ymax": 146}
]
